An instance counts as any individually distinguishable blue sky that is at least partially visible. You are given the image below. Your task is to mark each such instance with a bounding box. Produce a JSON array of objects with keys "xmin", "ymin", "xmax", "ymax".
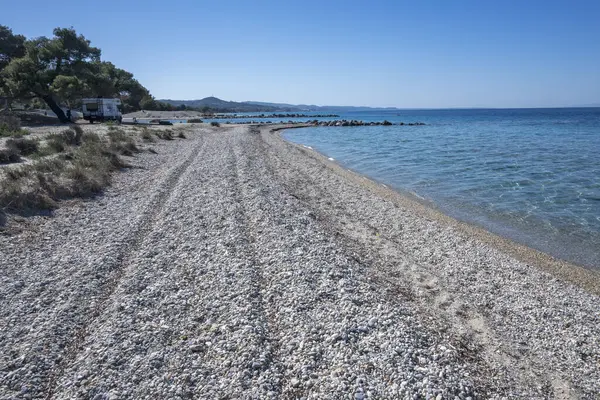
[{"xmin": 3, "ymin": 0, "xmax": 600, "ymax": 108}]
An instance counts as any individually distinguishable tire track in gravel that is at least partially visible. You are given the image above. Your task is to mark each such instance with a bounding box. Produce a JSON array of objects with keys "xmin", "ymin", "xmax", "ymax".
[
  {"xmin": 42, "ymin": 132, "xmax": 207, "ymax": 398},
  {"xmin": 235, "ymin": 127, "xmax": 476, "ymax": 399},
  {"xmin": 50, "ymin": 126, "xmax": 274, "ymax": 399},
  {"xmin": 259, "ymin": 127, "xmax": 588, "ymax": 398},
  {"xmin": 228, "ymin": 127, "xmax": 284, "ymax": 397},
  {"xmin": 229, "ymin": 128, "xmax": 337, "ymax": 398},
  {"xmin": 257, "ymin": 127, "xmax": 539, "ymax": 397},
  {"xmin": 250, "ymin": 131, "xmax": 429, "ymax": 395},
  {"xmin": 0, "ymin": 136, "xmax": 199, "ymax": 399}
]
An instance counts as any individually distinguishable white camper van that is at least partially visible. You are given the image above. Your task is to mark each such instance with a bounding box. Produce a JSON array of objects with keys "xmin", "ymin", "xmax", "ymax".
[{"xmin": 82, "ymin": 98, "xmax": 122, "ymax": 123}]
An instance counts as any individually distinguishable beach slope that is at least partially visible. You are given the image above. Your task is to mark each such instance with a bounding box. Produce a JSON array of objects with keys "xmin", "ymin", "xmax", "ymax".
[{"xmin": 0, "ymin": 125, "xmax": 598, "ymax": 399}]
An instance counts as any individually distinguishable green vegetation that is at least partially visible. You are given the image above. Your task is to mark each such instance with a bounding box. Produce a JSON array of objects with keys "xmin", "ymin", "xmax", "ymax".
[
  {"xmin": 38, "ymin": 126, "xmax": 84, "ymax": 155},
  {"xmin": 6, "ymin": 137, "xmax": 39, "ymax": 155},
  {"xmin": 0, "ymin": 147, "xmax": 21, "ymax": 164},
  {"xmin": 0, "ymin": 25, "xmax": 158, "ymax": 120},
  {"xmin": 0, "ymin": 114, "xmax": 28, "ymax": 137},
  {"xmin": 210, "ymin": 122, "xmax": 220, "ymax": 127}
]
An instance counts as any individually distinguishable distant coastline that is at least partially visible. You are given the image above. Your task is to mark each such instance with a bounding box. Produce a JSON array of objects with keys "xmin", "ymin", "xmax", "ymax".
[{"xmin": 157, "ymin": 96, "xmax": 600, "ymax": 113}]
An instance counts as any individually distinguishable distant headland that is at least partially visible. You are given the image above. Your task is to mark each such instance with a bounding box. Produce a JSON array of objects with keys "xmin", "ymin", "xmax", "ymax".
[{"xmin": 158, "ymin": 97, "xmax": 400, "ymax": 113}]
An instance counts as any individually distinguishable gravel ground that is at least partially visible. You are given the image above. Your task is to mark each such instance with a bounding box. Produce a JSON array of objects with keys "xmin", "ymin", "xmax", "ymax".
[{"xmin": 1, "ymin": 125, "xmax": 599, "ymax": 399}]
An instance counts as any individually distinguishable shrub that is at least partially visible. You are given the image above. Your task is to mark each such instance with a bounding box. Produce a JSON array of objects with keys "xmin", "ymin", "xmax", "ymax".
[
  {"xmin": 178, "ymin": 131, "xmax": 186, "ymax": 139},
  {"xmin": 70, "ymin": 124, "xmax": 84, "ymax": 136},
  {"xmin": 0, "ymin": 177, "xmax": 57, "ymax": 214},
  {"xmin": 0, "ymin": 114, "xmax": 21, "ymax": 131},
  {"xmin": 156, "ymin": 130, "xmax": 174, "ymax": 140},
  {"xmin": 210, "ymin": 122, "xmax": 220, "ymax": 127},
  {"xmin": 34, "ymin": 158, "xmax": 67, "ymax": 174},
  {"xmin": 110, "ymin": 138, "xmax": 140, "ymax": 156},
  {"xmin": 4, "ymin": 166, "xmax": 29, "ymax": 181},
  {"xmin": 57, "ymin": 128, "xmax": 83, "ymax": 147},
  {"xmin": 74, "ymin": 141, "xmax": 127, "ymax": 173},
  {"xmin": 0, "ymin": 114, "xmax": 28, "ymax": 138},
  {"xmin": 0, "ymin": 148, "xmax": 21, "ymax": 164},
  {"xmin": 140, "ymin": 128, "xmax": 155, "ymax": 142},
  {"xmin": 66, "ymin": 165, "xmax": 106, "ymax": 196},
  {"xmin": 188, "ymin": 118, "xmax": 203, "ymax": 123},
  {"xmin": 81, "ymin": 132, "xmax": 101, "ymax": 143},
  {"xmin": 45, "ymin": 135, "xmax": 67, "ymax": 154},
  {"xmin": 108, "ymin": 129, "xmax": 140, "ymax": 156},
  {"xmin": 107, "ymin": 128, "xmax": 128, "ymax": 143},
  {"xmin": 60, "ymin": 127, "xmax": 83, "ymax": 145},
  {"xmin": 39, "ymin": 130, "xmax": 97, "ymax": 157},
  {"xmin": 6, "ymin": 137, "xmax": 39, "ymax": 156}
]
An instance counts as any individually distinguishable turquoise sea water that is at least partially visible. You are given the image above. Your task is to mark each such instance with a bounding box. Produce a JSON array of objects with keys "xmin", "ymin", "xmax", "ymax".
[{"xmin": 280, "ymin": 108, "xmax": 600, "ymax": 270}]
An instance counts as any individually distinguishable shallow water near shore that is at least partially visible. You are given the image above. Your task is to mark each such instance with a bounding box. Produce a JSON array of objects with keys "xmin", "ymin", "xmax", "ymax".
[{"xmin": 283, "ymin": 108, "xmax": 600, "ymax": 270}]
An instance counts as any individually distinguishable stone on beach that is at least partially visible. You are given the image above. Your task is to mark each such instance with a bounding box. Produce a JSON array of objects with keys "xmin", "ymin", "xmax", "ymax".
[{"xmin": 0, "ymin": 124, "xmax": 598, "ymax": 399}]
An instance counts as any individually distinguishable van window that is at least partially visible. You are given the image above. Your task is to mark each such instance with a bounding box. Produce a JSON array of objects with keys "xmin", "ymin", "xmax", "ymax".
[{"xmin": 86, "ymin": 103, "xmax": 99, "ymax": 111}]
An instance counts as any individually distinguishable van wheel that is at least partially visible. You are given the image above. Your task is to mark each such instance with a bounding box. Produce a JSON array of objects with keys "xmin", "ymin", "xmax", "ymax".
[{"xmin": 89, "ymin": 120, "xmax": 94, "ymax": 124}]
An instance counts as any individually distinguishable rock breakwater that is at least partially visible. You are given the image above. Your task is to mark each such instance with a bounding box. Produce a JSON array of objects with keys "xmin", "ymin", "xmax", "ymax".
[
  {"xmin": 223, "ymin": 119, "xmax": 426, "ymax": 126},
  {"xmin": 211, "ymin": 113, "xmax": 340, "ymax": 119}
]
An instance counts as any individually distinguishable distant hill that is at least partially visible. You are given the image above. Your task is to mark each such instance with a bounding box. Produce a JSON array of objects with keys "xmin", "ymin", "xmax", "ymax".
[
  {"xmin": 159, "ymin": 97, "xmax": 401, "ymax": 113},
  {"xmin": 243, "ymin": 100, "xmax": 400, "ymax": 112},
  {"xmin": 159, "ymin": 97, "xmax": 280, "ymax": 112}
]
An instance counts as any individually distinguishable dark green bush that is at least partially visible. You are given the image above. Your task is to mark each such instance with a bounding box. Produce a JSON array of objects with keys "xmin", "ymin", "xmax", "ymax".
[
  {"xmin": 0, "ymin": 148, "xmax": 21, "ymax": 164},
  {"xmin": 0, "ymin": 114, "xmax": 27, "ymax": 138}
]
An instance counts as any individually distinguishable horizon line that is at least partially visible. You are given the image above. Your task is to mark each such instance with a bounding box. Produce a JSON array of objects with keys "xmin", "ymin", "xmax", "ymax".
[{"xmin": 158, "ymin": 99, "xmax": 600, "ymax": 111}]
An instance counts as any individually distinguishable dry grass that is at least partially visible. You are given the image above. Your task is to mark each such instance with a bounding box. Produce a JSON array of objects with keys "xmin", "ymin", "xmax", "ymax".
[
  {"xmin": 156, "ymin": 129, "xmax": 174, "ymax": 140},
  {"xmin": 42, "ymin": 126, "xmax": 84, "ymax": 155},
  {"xmin": 108, "ymin": 128, "xmax": 141, "ymax": 156},
  {"xmin": 6, "ymin": 137, "xmax": 39, "ymax": 156},
  {"xmin": 0, "ymin": 130, "xmax": 135, "ymax": 223},
  {"xmin": 140, "ymin": 128, "xmax": 155, "ymax": 142}
]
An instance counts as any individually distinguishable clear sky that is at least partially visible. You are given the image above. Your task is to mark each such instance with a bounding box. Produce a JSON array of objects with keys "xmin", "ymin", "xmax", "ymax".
[{"xmin": 3, "ymin": 0, "xmax": 600, "ymax": 108}]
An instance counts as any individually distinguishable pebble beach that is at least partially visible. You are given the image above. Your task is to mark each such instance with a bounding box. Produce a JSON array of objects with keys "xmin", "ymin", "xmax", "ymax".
[{"xmin": 1, "ymin": 124, "xmax": 599, "ymax": 399}]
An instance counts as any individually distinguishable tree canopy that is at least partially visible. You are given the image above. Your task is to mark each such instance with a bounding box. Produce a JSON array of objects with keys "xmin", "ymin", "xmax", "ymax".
[
  {"xmin": 0, "ymin": 25, "xmax": 160, "ymax": 121},
  {"xmin": 0, "ymin": 25, "xmax": 25, "ymax": 71}
]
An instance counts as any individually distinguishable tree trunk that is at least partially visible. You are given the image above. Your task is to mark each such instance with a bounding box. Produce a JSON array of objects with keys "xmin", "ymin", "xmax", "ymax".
[{"xmin": 42, "ymin": 94, "xmax": 69, "ymax": 123}]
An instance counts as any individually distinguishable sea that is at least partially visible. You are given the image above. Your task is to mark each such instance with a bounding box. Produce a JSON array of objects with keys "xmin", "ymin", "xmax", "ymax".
[{"xmin": 214, "ymin": 108, "xmax": 600, "ymax": 270}]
